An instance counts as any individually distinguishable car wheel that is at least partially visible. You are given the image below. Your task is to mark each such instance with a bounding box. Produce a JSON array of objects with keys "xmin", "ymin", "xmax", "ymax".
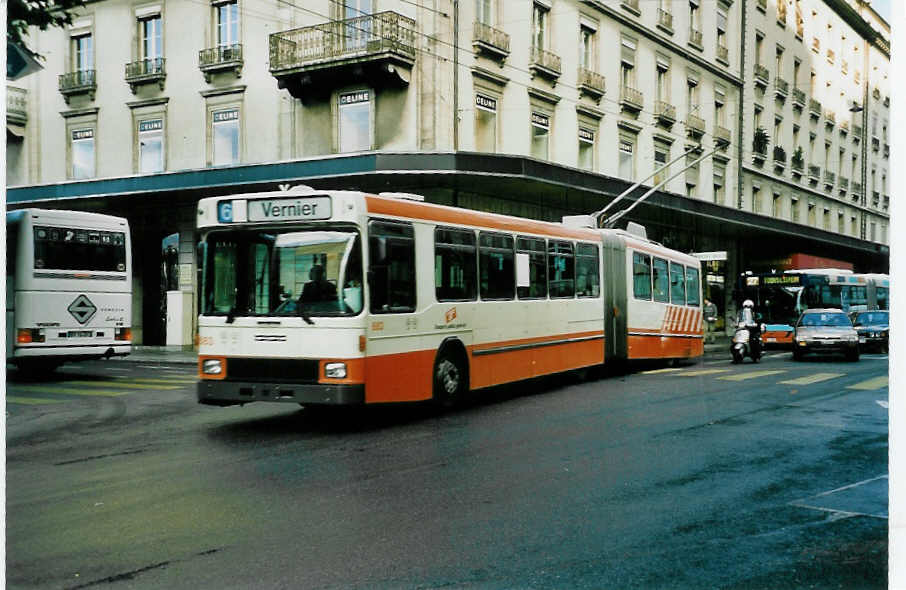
[{"xmin": 792, "ymin": 349, "xmax": 803, "ymax": 361}]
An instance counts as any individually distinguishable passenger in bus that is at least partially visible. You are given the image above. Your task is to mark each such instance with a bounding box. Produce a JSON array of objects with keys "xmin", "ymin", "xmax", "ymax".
[{"xmin": 301, "ymin": 264, "xmax": 337, "ymax": 303}]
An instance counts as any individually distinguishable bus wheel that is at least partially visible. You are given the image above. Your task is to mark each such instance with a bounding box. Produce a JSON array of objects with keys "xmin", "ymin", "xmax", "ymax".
[{"xmin": 433, "ymin": 351, "xmax": 466, "ymax": 409}]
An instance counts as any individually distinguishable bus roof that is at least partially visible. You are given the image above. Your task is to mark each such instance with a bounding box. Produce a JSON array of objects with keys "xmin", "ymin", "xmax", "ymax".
[{"xmin": 7, "ymin": 208, "xmax": 128, "ymax": 228}]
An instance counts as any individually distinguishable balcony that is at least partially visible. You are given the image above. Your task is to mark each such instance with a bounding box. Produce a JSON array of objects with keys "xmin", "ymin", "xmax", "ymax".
[
  {"xmin": 685, "ymin": 113, "xmax": 705, "ymax": 138},
  {"xmin": 688, "ymin": 28, "xmax": 703, "ymax": 50},
  {"xmin": 716, "ymin": 43, "xmax": 729, "ymax": 64},
  {"xmin": 852, "ymin": 182, "xmax": 862, "ymax": 197},
  {"xmin": 654, "ymin": 100, "xmax": 676, "ymax": 125},
  {"xmin": 791, "ymin": 155, "xmax": 804, "ymax": 175},
  {"xmin": 841, "ymin": 59, "xmax": 848, "ymax": 74},
  {"xmin": 773, "ymin": 145, "xmax": 787, "ymax": 169},
  {"xmin": 824, "ymin": 170, "xmax": 835, "ymax": 188},
  {"xmin": 7, "ymin": 86, "xmax": 27, "ymax": 125},
  {"xmin": 826, "ymin": 48, "xmax": 835, "ymax": 65},
  {"xmin": 811, "ymin": 37, "xmax": 820, "ymax": 53},
  {"xmin": 808, "ymin": 98, "xmax": 821, "ymax": 119},
  {"xmin": 774, "ymin": 77, "xmax": 789, "ymax": 99},
  {"xmin": 269, "ymin": 11, "xmax": 417, "ymax": 100},
  {"xmin": 824, "ymin": 109, "xmax": 835, "ymax": 127},
  {"xmin": 884, "ymin": 195, "xmax": 889, "ymax": 210},
  {"xmin": 808, "ymin": 165, "xmax": 821, "ymax": 183},
  {"xmin": 578, "ymin": 67, "xmax": 605, "ymax": 102},
  {"xmin": 621, "ymin": 0, "xmax": 641, "ymax": 15},
  {"xmin": 125, "ymin": 58, "xmax": 166, "ymax": 93},
  {"xmin": 199, "ymin": 44, "xmax": 243, "ymax": 83},
  {"xmin": 884, "ymin": 143, "xmax": 890, "ymax": 158},
  {"xmin": 530, "ymin": 47, "xmax": 562, "ymax": 82},
  {"xmin": 754, "ymin": 64, "xmax": 769, "ymax": 88},
  {"xmin": 58, "ymin": 69, "xmax": 96, "ymax": 104},
  {"xmin": 872, "ymin": 87, "xmax": 881, "ymax": 100},
  {"xmin": 839, "ymin": 120, "xmax": 849, "ymax": 135},
  {"xmin": 657, "ymin": 9, "xmax": 673, "ymax": 34},
  {"xmin": 756, "ymin": 0, "xmax": 767, "ymax": 12},
  {"xmin": 872, "ymin": 191, "xmax": 880, "ymax": 206},
  {"xmin": 853, "ymin": 124, "xmax": 863, "ymax": 139},
  {"xmin": 715, "ymin": 125, "xmax": 731, "ymax": 148},
  {"xmin": 871, "ymin": 136, "xmax": 880, "ymax": 152},
  {"xmin": 884, "ymin": 96, "xmax": 890, "ymax": 107},
  {"xmin": 473, "ymin": 21, "xmax": 510, "ymax": 61},
  {"xmin": 791, "ymin": 87, "xmax": 806, "ymax": 108},
  {"xmin": 839, "ymin": 177, "xmax": 849, "ymax": 194},
  {"xmin": 620, "ymin": 86, "xmax": 644, "ymax": 113}
]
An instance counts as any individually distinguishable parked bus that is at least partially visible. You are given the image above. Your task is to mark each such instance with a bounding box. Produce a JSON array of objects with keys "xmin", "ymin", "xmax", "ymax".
[
  {"xmin": 737, "ymin": 268, "xmax": 887, "ymax": 347},
  {"xmin": 196, "ymin": 187, "xmax": 702, "ymax": 407},
  {"xmin": 6, "ymin": 209, "xmax": 132, "ymax": 371}
]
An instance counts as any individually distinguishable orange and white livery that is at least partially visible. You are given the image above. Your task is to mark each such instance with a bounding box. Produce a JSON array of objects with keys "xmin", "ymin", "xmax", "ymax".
[{"xmin": 196, "ymin": 187, "xmax": 702, "ymax": 407}]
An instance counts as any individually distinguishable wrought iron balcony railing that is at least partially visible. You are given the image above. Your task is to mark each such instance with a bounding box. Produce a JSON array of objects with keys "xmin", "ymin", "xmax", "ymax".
[
  {"xmin": 791, "ymin": 157, "xmax": 804, "ymax": 172},
  {"xmin": 655, "ymin": 100, "xmax": 676, "ymax": 124},
  {"xmin": 199, "ymin": 44, "xmax": 243, "ymax": 83},
  {"xmin": 531, "ymin": 46, "xmax": 561, "ymax": 80},
  {"xmin": 578, "ymin": 67, "xmax": 605, "ymax": 100},
  {"xmin": 58, "ymin": 69, "xmax": 96, "ymax": 104},
  {"xmin": 7, "ymin": 86, "xmax": 27, "ymax": 124},
  {"xmin": 125, "ymin": 57, "xmax": 166, "ymax": 92},
  {"xmin": 754, "ymin": 64, "xmax": 769, "ymax": 87},
  {"xmin": 824, "ymin": 170, "xmax": 835, "ymax": 186},
  {"xmin": 792, "ymin": 87, "xmax": 806, "ymax": 107},
  {"xmin": 839, "ymin": 177, "xmax": 849, "ymax": 193},
  {"xmin": 852, "ymin": 181, "xmax": 862, "ymax": 195},
  {"xmin": 657, "ymin": 9, "xmax": 673, "ymax": 33},
  {"xmin": 685, "ymin": 113, "xmax": 705, "ymax": 137},
  {"xmin": 808, "ymin": 165, "xmax": 821, "ymax": 182},
  {"xmin": 716, "ymin": 43, "xmax": 728, "ymax": 63},
  {"xmin": 620, "ymin": 86, "xmax": 643, "ymax": 112},
  {"xmin": 688, "ymin": 28, "xmax": 703, "ymax": 49},
  {"xmin": 269, "ymin": 11, "xmax": 416, "ymax": 73},
  {"xmin": 473, "ymin": 21, "xmax": 510, "ymax": 59},
  {"xmin": 773, "ymin": 145, "xmax": 787, "ymax": 166},
  {"xmin": 715, "ymin": 125, "xmax": 731, "ymax": 147}
]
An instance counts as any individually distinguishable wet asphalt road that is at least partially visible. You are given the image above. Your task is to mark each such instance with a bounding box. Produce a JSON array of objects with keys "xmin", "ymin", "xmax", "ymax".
[{"xmin": 5, "ymin": 351, "xmax": 889, "ymax": 589}]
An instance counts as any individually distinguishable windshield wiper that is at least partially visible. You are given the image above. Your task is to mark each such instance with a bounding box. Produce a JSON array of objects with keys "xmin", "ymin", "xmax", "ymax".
[
  {"xmin": 226, "ymin": 304, "xmax": 239, "ymax": 324},
  {"xmin": 297, "ymin": 300, "xmax": 314, "ymax": 325}
]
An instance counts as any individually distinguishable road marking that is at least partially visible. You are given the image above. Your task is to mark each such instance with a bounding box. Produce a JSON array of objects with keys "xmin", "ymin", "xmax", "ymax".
[
  {"xmin": 13, "ymin": 385, "xmax": 128, "ymax": 397},
  {"xmin": 681, "ymin": 369, "xmax": 732, "ymax": 377},
  {"xmin": 846, "ymin": 376, "xmax": 889, "ymax": 391},
  {"xmin": 641, "ymin": 368, "xmax": 683, "ymax": 375},
  {"xmin": 65, "ymin": 380, "xmax": 182, "ymax": 390},
  {"xmin": 778, "ymin": 373, "xmax": 844, "ymax": 386},
  {"xmin": 7, "ymin": 396, "xmax": 66, "ymax": 405},
  {"xmin": 718, "ymin": 370, "xmax": 787, "ymax": 382},
  {"xmin": 122, "ymin": 378, "xmax": 197, "ymax": 385},
  {"xmin": 877, "ymin": 401, "xmax": 889, "ymax": 409}
]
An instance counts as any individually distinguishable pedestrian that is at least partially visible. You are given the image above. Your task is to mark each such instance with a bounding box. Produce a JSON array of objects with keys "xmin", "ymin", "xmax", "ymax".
[{"xmin": 703, "ymin": 298, "xmax": 718, "ymax": 344}]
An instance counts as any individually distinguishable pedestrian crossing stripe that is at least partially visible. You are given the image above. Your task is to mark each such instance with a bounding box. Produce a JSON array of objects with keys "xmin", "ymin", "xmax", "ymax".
[
  {"xmin": 718, "ymin": 370, "xmax": 787, "ymax": 382},
  {"xmin": 846, "ymin": 376, "xmax": 888, "ymax": 391},
  {"xmin": 12, "ymin": 385, "xmax": 129, "ymax": 397},
  {"xmin": 641, "ymin": 368, "xmax": 683, "ymax": 375},
  {"xmin": 65, "ymin": 380, "xmax": 182, "ymax": 390},
  {"xmin": 7, "ymin": 396, "xmax": 66, "ymax": 405},
  {"xmin": 779, "ymin": 373, "xmax": 845, "ymax": 386},
  {"xmin": 681, "ymin": 369, "xmax": 732, "ymax": 377}
]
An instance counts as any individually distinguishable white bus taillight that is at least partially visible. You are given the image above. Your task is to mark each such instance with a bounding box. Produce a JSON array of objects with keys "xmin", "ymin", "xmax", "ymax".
[{"xmin": 16, "ymin": 329, "xmax": 44, "ymax": 344}]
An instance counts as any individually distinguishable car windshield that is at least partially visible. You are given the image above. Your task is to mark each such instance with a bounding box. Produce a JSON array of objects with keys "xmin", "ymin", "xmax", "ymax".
[
  {"xmin": 852, "ymin": 312, "xmax": 889, "ymax": 327},
  {"xmin": 201, "ymin": 228, "xmax": 363, "ymax": 318},
  {"xmin": 798, "ymin": 312, "xmax": 852, "ymax": 327}
]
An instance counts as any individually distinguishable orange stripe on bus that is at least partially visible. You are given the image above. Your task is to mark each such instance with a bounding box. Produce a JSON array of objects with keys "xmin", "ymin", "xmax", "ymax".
[
  {"xmin": 627, "ymin": 334, "xmax": 704, "ymax": 359},
  {"xmin": 469, "ymin": 336, "xmax": 604, "ymax": 389},
  {"xmin": 364, "ymin": 349, "xmax": 436, "ymax": 403}
]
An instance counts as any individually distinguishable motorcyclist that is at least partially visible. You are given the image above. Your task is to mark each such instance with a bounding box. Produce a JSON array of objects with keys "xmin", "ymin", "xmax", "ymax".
[{"xmin": 737, "ymin": 299, "xmax": 763, "ymax": 359}]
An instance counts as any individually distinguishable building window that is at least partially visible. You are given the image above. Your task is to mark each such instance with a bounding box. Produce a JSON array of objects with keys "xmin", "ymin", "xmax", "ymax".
[
  {"xmin": 621, "ymin": 37, "xmax": 636, "ymax": 89},
  {"xmin": 532, "ymin": 2, "xmax": 548, "ymax": 51},
  {"xmin": 338, "ymin": 90, "xmax": 371, "ymax": 153},
  {"xmin": 71, "ymin": 128, "xmax": 95, "ymax": 180},
  {"xmin": 138, "ymin": 118, "xmax": 164, "ymax": 173},
  {"xmin": 772, "ymin": 193, "xmax": 782, "ymax": 218},
  {"xmin": 217, "ymin": 0, "xmax": 239, "ymax": 46},
  {"xmin": 531, "ymin": 111, "xmax": 550, "ymax": 160},
  {"xmin": 792, "ymin": 199, "xmax": 800, "ymax": 223},
  {"xmin": 775, "ymin": 45, "xmax": 784, "ymax": 76},
  {"xmin": 714, "ymin": 90, "xmax": 726, "ymax": 128},
  {"xmin": 823, "ymin": 208, "xmax": 831, "ymax": 230},
  {"xmin": 687, "ymin": 78, "xmax": 699, "ymax": 115},
  {"xmin": 689, "ymin": 1, "xmax": 700, "ymax": 32},
  {"xmin": 580, "ymin": 24, "xmax": 595, "ymax": 70},
  {"xmin": 72, "ymin": 33, "xmax": 93, "ymax": 71},
  {"xmin": 752, "ymin": 186, "xmax": 762, "ymax": 213},
  {"xmin": 773, "ymin": 117, "xmax": 783, "ymax": 147},
  {"xmin": 618, "ymin": 137, "xmax": 634, "ymax": 180},
  {"xmin": 685, "ymin": 146, "xmax": 699, "ymax": 198},
  {"xmin": 139, "ymin": 15, "xmax": 163, "ymax": 60},
  {"xmin": 755, "ymin": 32, "xmax": 763, "ymax": 65},
  {"xmin": 716, "ymin": 6, "xmax": 727, "ymax": 51},
  {"xmin": 656, "ymin": 59, "xmax": 670, "ymax": 103},
  {"xmin": 653, "ymin": 142, "xmax": 669, "ymax": 184},
  {"xmin": 212, "ymin": 107, "xmax": 240, "ymax": 165},
  {"xmin": 578, "ymin": 127, "xmax": 595, "ymax": 171},
  {"xmin": 474, "ymin": 93, "xmax": 497, "ymax": 153},
  {"xmin": 838, "ymin": 212, "xmax": 844, "ymax": 234},
  {"xmin": 713, "ymin": 165, "xmax": 725, "ymax": 205}
]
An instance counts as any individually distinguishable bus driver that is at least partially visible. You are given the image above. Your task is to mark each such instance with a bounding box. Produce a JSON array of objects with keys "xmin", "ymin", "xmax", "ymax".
[{"xmin": 300, "ymin": 264, "xmax": 337, "ymax": 303}]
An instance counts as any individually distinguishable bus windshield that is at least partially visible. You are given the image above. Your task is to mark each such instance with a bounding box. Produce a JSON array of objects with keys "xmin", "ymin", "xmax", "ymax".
[{"xmin": 202, "ymin": 229, "xmax": 363, "ymax": 318}]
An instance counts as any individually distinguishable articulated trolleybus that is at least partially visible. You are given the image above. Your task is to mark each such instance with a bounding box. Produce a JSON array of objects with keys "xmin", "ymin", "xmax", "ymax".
[
  {"xmin": 196, "ymin": 187, "xmax": 702, "ymax": 407},
  {"xmin": 6, "ymin": 209, "xmax": 132, "ymax": 371}
]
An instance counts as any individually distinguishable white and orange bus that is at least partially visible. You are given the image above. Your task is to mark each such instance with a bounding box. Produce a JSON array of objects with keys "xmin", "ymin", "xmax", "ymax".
[{"xmin": 196, "ymin": 187, "xmax": 702, "ymax": 407}]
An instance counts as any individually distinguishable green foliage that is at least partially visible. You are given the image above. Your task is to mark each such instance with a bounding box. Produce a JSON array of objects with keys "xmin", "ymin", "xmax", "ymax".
[
  {"xmin": 8, "ymin": 0, "xmax": 87, "ymax": 60},
  {"xmin": 752, "ymin": 127, "xmax": 770, "ymax": 154}
]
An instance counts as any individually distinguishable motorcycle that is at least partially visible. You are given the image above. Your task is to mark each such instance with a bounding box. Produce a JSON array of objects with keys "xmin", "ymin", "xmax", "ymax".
[{"xmin": 731, "ymin": 321, "xmax": 764, "ymax": 363}]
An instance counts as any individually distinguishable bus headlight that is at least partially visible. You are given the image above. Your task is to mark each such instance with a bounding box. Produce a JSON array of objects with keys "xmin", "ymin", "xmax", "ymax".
[
  {"xmin": 325, "ymin": 362, "xmax": 347, "ymax": 379},
  {"xmin": 202, "ymin": 358, "xmax": 224, "ymax": 375}
]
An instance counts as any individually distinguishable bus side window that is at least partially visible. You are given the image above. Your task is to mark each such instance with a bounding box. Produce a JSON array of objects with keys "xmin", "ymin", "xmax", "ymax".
[
  {"xmin": 685, "ymin": 266, "xmax": 701, "ymax": 306},
  {"xmin": 516, "ymin": 236, "xmax": 547, "ymax": 299},
  {"xmin": 479, "ymin": 232, "xmax": 514, "ymax": 300},
  {"xmin": 548, "ymin": 240, "xmax": 574, "ymax": 298},
  {"xmin": 368, "ymin": 220, "xmax": 416, "ymax": 314},
  {"xmin": 632, "ymin": 252, "xmax": 651, "ymax": 300},
  {"xmin": 669, "ymin": 262, "xmax": 686, "ymax": 305},
  {"xmin": 6, "ymin": 222, "xmax": 18, "ymax": 301},
  {"xmin": 435, "ymin": 227, "xmax": 476, "ymax": 302},
  {"xmin": 652, "ymin": 257, "xmax": 669, "ymax": 303},
  {"xmin": 575, "ymin": 243, "xmax": 599, "ymax": 298}
]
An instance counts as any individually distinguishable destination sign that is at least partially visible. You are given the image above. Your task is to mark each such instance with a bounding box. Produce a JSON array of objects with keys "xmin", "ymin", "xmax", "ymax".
[
  {"xmin": 763, "ymin": 275, "xmax": 800, "ymax": 285},
  {"xmin": 246, "ymin": 197, "xmax": 332, "ymax": 222}
]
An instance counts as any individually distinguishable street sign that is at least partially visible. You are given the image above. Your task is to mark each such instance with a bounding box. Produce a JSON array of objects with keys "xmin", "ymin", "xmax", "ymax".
[{"xmin": 692, "ymin": 251, "xmax": 728, "ymax": 261}]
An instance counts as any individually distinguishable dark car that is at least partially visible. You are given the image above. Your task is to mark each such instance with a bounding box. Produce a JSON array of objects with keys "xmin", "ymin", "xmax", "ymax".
[
  {"xmin": 850, "ymin": 310, "xmax": 889, "ymax": 353},
  {"xmin": 793, "ymin": 308, "xmax": 860, "ymax": 362}
]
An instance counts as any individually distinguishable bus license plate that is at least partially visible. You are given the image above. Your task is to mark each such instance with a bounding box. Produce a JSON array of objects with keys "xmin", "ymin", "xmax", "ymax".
[{"xmin": 68, "ymin": 330, "xmax": 93, "ymax": 338}]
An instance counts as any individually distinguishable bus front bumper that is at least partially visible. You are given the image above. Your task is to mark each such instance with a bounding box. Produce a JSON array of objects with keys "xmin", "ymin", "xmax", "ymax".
[{"xmin": 197, "ymin": 380, "xmax": 365, "ymax": 406}]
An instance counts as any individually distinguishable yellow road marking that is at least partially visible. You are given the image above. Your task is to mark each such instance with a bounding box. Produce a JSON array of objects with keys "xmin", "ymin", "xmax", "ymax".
[
  {"xmin": 7, "ymin": 396, "xmax": 66, "ymax": 405},
  {"xmin": 846, "ymin": 376, "xmax": 889, "ymax": 391},
  {"xmin": 123, "ymin": 378, "xmax": 197, "ymax": 385},
  {"xmin": 13, "ymin": 386, "xmax": 128, "ymax": 397},
  {"xmin": 719, "ymin": 370, "xmax": 787, "ymax": 382},
  {"xmin": 65, "ymin": 381, "xmax": 181, "ymax": 390},
  {"xmin": 642, "ymin": 368, "xmax": 683, "ymax": 375},
  {"xmin": 681, "ymin": 369, "xmax": 732, "ymax": 377},
  {"xmin": 779, "ymin": 373, "xmax": 845, "ymax": 386}
]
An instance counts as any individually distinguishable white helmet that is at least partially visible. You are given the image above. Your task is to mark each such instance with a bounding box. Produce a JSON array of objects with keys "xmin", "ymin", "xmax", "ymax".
[{"xmin": 743, "ymin": 299, "xmax": 754, "ymax": 308}]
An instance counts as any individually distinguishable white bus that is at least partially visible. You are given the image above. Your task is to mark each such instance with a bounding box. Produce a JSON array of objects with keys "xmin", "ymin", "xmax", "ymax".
[
  {"xmin": 196, "ymin": 187, "xmax": 702, "ymax": 408},
  {"xmin": 6, "ymin": 209, "xmax": 132, "ymax": 371}
]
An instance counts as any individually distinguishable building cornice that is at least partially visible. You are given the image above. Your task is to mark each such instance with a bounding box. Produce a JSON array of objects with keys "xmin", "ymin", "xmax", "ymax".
[
  {"xmin": 824, "ymin": 0, "xmax": 889, "ymax": 57},
  {"xmin": 60, "ymin": 107, "xmax": 100, "ymax": 119},
  {"xmin": 581, "ymin": 0, "xmax": 744, "ymax": 88}
]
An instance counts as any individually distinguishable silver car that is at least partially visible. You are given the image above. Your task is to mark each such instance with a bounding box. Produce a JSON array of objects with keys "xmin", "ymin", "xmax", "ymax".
[{"xmin": 792, "ymin": 308, "xmax": 860, "ymax": 362}]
